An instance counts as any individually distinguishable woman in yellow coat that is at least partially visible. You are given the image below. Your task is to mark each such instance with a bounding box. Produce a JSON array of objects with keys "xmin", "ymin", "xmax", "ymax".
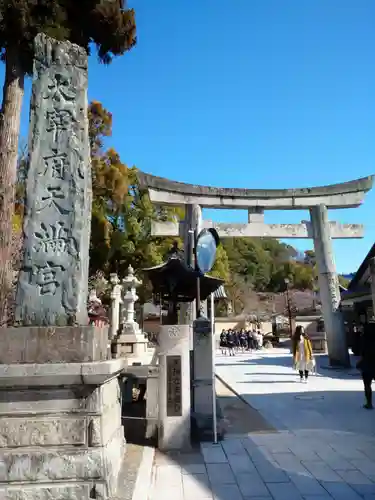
[{"xmin": 292, "ymin": 326, "xmax": 314, "ymax": 382}]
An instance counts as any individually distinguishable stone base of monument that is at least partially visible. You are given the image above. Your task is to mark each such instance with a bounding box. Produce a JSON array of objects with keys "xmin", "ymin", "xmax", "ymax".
[
  {"xmin": 0, "ymin": 358, "xmax": 126, "ymax": 499},
  {"xmin": 112, "ymin": 333, "xmax": 149, "ymax": 359},
  {"xmin": 0, "ymin": 325, "xmax": 109, "ymax": 363},
  {"xmin": 0, "ymin": 326, "xmax": 126, "ymax": 499}
]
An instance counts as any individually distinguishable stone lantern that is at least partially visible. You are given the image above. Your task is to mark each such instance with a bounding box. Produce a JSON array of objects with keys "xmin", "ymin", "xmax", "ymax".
[
  {"xmin": 111, "ymin": 265, "xmax": 149, "ymax": 363},
  {"xmin": 121, "ymin": 265, "xmax": 141, "ymax": 325}
]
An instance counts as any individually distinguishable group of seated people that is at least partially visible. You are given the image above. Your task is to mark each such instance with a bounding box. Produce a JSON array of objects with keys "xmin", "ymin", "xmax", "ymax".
[{"xmin": 219, "ymin": 328, "xmax": 263, "ymax": 356}]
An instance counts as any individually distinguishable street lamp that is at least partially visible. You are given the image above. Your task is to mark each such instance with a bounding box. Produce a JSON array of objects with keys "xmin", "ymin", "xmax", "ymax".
[{"xmin": 284, "ymin": 278, "xmax": 293, "ymax": 337}]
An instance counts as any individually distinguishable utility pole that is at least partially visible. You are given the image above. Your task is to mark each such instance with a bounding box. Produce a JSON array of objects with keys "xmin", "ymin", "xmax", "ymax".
[{"xmin": 284, "ymin": 278, "xmax": 293, "ymax": 337}]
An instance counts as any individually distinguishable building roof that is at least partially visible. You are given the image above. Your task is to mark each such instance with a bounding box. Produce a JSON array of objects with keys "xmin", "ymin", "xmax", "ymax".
[
  {"xmin": 143, "ymin": 258, "xmax": 224, "ymax": 302},
  {"xmin": 347, "ymin": 243, "xmax": 375, "ymax": 292},
  {"xmin": 213, "ymin": 285, "xmax": 227, "ymax": 300}
]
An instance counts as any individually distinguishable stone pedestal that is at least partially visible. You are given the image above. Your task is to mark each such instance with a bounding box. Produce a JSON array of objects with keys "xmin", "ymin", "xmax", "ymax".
[
  {"xmin": 0, "ymin": 359, "xmax": 126, "ymax": 499},
  {"xmin": 112, "ymin": 323, "xmax": 149, "ymax": 362},
  {"xmin": 0, "ymin": 325, "xmax": 109, "ymax": 363},
  {"xmin": 158, "ymin": 324, "xmax": 191, "ymax": 451},
  {"xmin": 310, "ymin": 205, "xmax": 350, "ymax": 366}
]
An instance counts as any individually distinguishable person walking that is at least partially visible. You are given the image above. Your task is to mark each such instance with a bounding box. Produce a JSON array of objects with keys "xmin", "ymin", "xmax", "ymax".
[
  {"xmin": 239, "ymin": 329, "xmax": 248, "ymax": 352},
  {"xmin": 251, "ymin": 329, "xmax": 259, "ymax": 350},
  {"xmin": 226, "ymin": 330, "xmax": 235, "ymax": 356},
  {"xmin": 246, "ymin": 330, "xmax": 253, "ymax": 352},
  {"xmin": 235, "ymin": 330, "xmax": 241, "ymax": 353},
  {"xmin": 357, "ymin": 323, "xmax": 375, "ymax": 410},
  {"xmin": 292, "ymin": 326, "xmax": 314, "ymax": 383},
  {"xmin": 219, "ymin": 330, "xmax": 227, "ymax": 355}
]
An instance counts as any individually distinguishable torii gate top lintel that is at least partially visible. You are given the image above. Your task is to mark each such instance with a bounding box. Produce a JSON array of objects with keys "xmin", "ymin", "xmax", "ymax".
[{"xmin": 137, "ymin": 172, "xmax": 374, "ymax": 210}]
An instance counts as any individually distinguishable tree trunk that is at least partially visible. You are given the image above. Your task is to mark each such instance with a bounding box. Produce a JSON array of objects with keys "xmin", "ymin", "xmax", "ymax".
[{"xmin": 0, "ymin": 49, "xmax": 25, "ymax": 326}]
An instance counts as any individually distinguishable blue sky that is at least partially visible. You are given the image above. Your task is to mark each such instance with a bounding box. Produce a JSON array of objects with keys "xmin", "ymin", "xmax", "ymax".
[{"xmin": 15, "ymin": 0, "xmax": 375, "ymax": 273}]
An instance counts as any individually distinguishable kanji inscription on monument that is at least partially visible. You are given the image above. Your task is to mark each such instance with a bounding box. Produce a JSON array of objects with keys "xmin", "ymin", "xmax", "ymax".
[
  {"xmin": 166, "ymin": 355, "xmax": 182, "ymax": 417},
  {"xmin": 15, "ymin": 34, "xmax": 91, "ymax": 326}
]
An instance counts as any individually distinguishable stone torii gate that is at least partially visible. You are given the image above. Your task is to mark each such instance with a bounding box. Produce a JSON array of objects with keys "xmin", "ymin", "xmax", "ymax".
[{"xmin": 138, "ymin": 172, "xmax": 374, "ymax": 367}]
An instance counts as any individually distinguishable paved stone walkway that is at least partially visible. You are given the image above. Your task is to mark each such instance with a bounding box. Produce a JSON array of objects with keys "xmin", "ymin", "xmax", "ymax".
[{"xmin": 146, "ymin": 348, "xmax": 375, "ymax": 500}]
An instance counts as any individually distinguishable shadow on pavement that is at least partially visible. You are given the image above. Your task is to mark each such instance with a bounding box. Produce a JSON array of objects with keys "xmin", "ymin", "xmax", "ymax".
[{"xmin": 149, "ymin": 386, "xmax": 375, "ymax": 499}]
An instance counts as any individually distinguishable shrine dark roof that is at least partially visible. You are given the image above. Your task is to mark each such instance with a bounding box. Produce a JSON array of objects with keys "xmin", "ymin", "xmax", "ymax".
[
  {"xmin": 347, "ymin": 243, "xmax": 375, "ymax": 292},
  {"xmin": 143, "ymin": 257, "xmax": 224, "ymax": 302}
]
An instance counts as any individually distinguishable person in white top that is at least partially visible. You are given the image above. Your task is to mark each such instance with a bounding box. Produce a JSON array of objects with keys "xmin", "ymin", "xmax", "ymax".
[
  {"xmin": 292, "ymin": 326, "xmax": 314, "ymax": 382},
  {"xmin": 256, "ymin": 330, "xmax": 263, "ymax": 348}
]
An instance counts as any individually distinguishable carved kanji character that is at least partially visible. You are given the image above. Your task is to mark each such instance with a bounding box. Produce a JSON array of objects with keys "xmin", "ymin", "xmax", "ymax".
[
  {"xmin": 35, "ymin": 264, "xmax": 64, "ymax": 295},
  {"xmin": 44, "ymin": 73, "xmax": 76, "ymax": 103},
  {"xmin": 42, "ymin": 152, "xmax": 68, "ymax": 180},
  {"xmin": 46, "ymin": 109, "xmax": 74, "ymax": 143},
  {"xmin": 34, "ymin": 222, "xmax": 77, "ymax": 256},
  {"xmin": 40, "ymin": 185, "xmax": 71, "ymax": 214}
]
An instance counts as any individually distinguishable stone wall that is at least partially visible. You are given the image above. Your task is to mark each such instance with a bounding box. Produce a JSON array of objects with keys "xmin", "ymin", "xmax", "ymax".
[{"xmin": 0, "ymin": 360, "xmax": 125, "ymax": 499}]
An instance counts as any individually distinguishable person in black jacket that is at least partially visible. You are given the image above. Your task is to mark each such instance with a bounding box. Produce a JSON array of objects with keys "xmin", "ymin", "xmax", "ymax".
[
  {"xmin": 226, "ymin": 330, "xmax": 235, "ymax": 356},
  {"xmin": 358, "ymin": 323, "xmax": 375, "ymax": 409}
]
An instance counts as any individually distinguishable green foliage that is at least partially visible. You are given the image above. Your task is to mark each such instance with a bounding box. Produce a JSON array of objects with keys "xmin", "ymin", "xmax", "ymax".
[
  {"xmin": 221, "ymin": 237, "xmax": 312, "ymax": 293},
  {"xmin": 304, "ymin": 249, "xmax": 316, "ymax": 266},
  {"xmin": 222, "ymin": 238, "xmax": 271, "ymax": 290},
  {"xmin": 0, "ymin": 0, "xmax": 136, "ymax": 75},
  {"xmin": 209, "ymin": 244, "xmax": 230, "ymax": 283},
  {"xmin": 89, "ymin": 100, "xmax": 112, "ymax": 155}
]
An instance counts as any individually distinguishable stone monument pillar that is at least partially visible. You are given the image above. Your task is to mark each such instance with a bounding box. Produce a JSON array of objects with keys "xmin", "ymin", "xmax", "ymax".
[
  {"xmin": 0, "ymin": 34, "xmax": 125, "ymax": 500},
  {"xmin": 15, "ymin": 35, "xmax": 91, "ymax": 326},
  {"xmin": 112, "ymin": 265, "xmax": 149, "ymax": 362},
  {"xmin": 310, "ymin": 204, "xmax": 350, "ymax": 366}
]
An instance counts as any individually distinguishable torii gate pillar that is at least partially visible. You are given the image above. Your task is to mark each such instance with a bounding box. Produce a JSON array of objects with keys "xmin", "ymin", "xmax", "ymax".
[{"xmin": 310, "ymin": 205, "xmax": 350, "ymax": 366}]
